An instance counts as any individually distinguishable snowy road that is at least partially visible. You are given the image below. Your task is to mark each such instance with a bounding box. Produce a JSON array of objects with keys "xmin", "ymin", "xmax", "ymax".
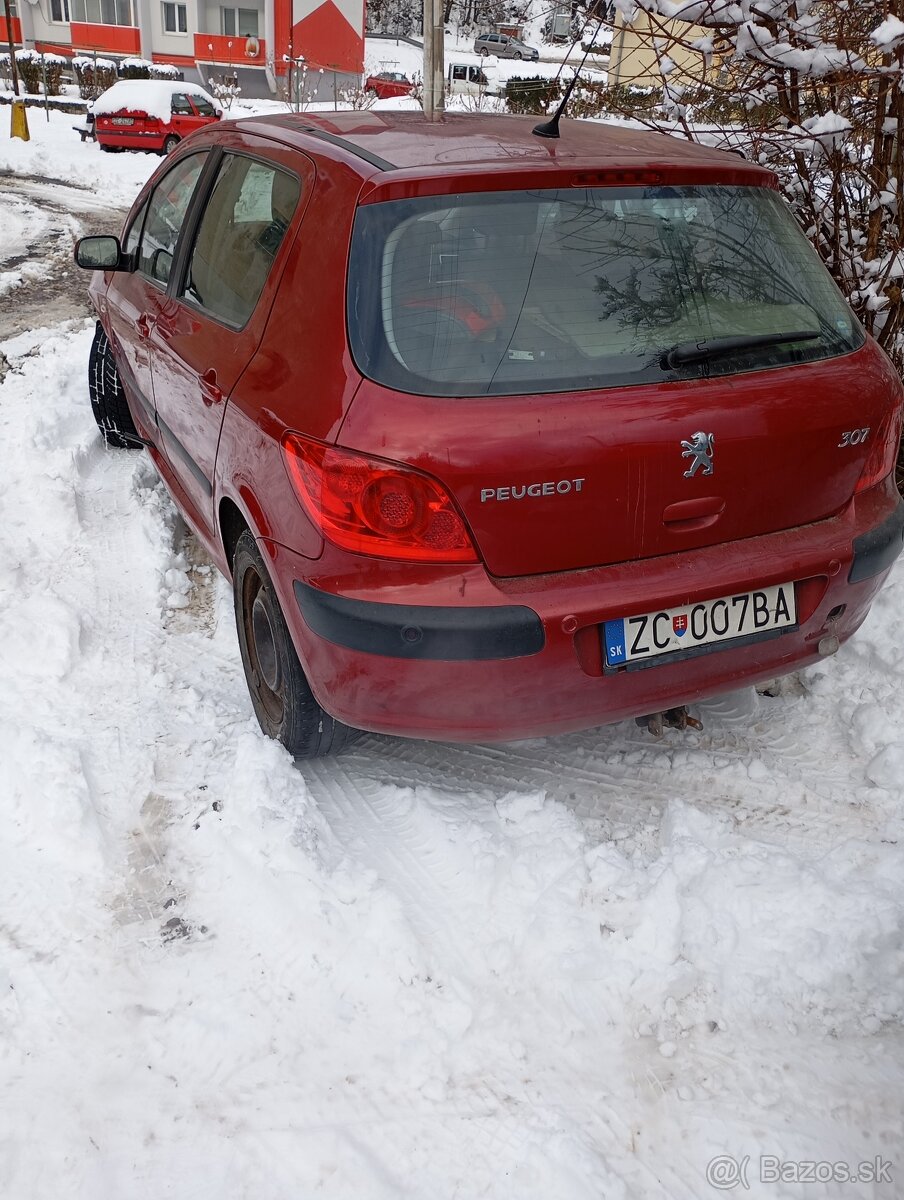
[{"xmin": 2, "ymin": 115, "xmax": 904, "ymax": 1200}]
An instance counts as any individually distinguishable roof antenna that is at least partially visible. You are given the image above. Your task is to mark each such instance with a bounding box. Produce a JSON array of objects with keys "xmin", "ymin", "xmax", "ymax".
[{"xmin": 533, "ymin": 16, "xmax": 606, "ymax": 139}]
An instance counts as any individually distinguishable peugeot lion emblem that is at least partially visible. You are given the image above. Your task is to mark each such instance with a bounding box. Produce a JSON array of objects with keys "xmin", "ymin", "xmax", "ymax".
[{"xmin": 681, "ymin": 431, "xmax": 715, "ymax": 478}]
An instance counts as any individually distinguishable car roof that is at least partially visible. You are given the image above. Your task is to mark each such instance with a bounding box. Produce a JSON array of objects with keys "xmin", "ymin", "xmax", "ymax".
[{"xmin": 226, "ymin": 111, "xmax": 772, "ymax": 182}]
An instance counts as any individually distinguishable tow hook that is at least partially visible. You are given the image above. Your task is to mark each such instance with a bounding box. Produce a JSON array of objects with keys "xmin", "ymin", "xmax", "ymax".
[{"xmin": 635, "ymin": 707, "xmax": 703, "ymax": 737}]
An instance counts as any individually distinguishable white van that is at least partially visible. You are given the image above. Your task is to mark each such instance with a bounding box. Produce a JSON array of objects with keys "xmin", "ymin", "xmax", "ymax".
[{"xmin": 447, "ymin": 62, "xmax": 493, "ymax": 95}]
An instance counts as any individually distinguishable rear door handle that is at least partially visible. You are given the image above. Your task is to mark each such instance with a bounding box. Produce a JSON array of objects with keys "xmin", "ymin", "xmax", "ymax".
[{"xmin": 200, "ymin": 368, "xmax": 223, "ymax": 406}]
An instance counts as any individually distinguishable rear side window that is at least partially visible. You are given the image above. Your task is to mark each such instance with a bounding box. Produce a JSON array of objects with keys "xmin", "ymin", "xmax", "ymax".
[
  {"xmin": 182, "ymin": 154, "xmax": 300, "ymax": 327},
  {"xmin": 347, "ymin": 185, "xmax": 865, "ymax": 397},
  {"xmin": 138, "ymin": 152, "xmax": 207, "ymax": 285}
]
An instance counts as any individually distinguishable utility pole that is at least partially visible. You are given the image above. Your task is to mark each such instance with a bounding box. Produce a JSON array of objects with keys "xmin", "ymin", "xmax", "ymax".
[{"xmin": 422, "ymin": 0, "xmax": 444, "ymax": 121}]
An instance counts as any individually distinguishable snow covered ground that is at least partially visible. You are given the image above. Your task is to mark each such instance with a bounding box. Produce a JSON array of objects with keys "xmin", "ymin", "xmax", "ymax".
[{"xmin": 2, "ymin": 111, "xmax": 904, "ymax": 1200}]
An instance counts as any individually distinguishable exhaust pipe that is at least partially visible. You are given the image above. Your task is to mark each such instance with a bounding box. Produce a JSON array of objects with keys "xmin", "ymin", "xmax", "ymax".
[{"xmin": 635, "ymin": 706, "xmax": 703, "ymax": 737}]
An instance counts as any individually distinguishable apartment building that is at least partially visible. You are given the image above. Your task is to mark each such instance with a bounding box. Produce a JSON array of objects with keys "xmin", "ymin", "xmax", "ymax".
[{"xmin": 1, "ymin": 0, "xmax": 364, "ymax": 96}]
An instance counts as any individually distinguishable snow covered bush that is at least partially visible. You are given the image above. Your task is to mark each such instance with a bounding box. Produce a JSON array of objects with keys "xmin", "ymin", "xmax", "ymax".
[
  {"xmin": 149, "ymin": 62, "xmax": 181, "ymax": 80},
  {"xmin": 611, "ymin": 0, "xmax": 904, "ymax": 380},
  {"xmin": 73, "ymin": 56, "xmax": 117, "ymax": 100},
  {"xmin": 0, "ymin": 49, "xmax": 67, "ymax": 95},
  {"xmin": 119, "ymin": 58, "xmax": 152, "ymax": 80}
]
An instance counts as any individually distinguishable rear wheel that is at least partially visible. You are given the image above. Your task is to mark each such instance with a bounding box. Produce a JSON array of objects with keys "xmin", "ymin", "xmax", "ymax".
[
  {"xmin": 162, "ymin": 134, "xmax": 179, "ymax": 154},
  {"xmin": 478, "ymin": 46, "xmax": 488, "ymax": 56},
  {"xmin": 88, "ymin": 322, "xmax": 140, "ymax": 448},
  {"xmin": 233, "ymin": 531, "xmax": 359, "ymax": 758}
]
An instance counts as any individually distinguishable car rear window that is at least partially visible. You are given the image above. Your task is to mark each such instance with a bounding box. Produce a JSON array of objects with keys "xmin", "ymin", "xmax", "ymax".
[{"xmin": 346, "ymin": 185, "xmax": 864, "ymax": 397}]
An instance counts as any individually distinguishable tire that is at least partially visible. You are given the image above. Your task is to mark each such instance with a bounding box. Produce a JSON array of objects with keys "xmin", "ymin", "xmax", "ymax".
[
  {"xmin": 88, "ymin": 322, "xmax": 141, "ymax": 449},
  {"xmin": 512, "ymin": 50, "xmax": 522, "ymax": 59},
  {"xmin": 99, "ymin": 143, "xmax": 112, "ymax": 152},
  {"xmin": 478, "ymin": 46, "xmax": 488, "ymax": 56},
  {"xmin": 162, "ymin": 134, "xmax": 179, "ymax": 154},
  {"xmin": 233, "ymin": 530, "xmax": 360, "ymax": 758}
]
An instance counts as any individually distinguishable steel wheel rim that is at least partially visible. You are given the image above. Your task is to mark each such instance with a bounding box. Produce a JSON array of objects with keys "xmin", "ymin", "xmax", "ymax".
[{"xmin": 242, "ymin": 568, "xmax": 284, "ymax": 724}]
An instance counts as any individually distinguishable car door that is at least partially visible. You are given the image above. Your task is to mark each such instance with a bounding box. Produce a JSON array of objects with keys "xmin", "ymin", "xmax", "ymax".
[
  {"xmin": 148, "ymin": 139, "xmax": 312, "ymax": 535},
  {"xmin": 169, "ymin": 92, "xmax": 206, "ymax": 140},
  {"xmin": 188, "ymin": 91, "xmax": 220, "ymax": 127},
  {"xmin": 104, "ymin": 152, "xmax": 209, "ymax": 436}
]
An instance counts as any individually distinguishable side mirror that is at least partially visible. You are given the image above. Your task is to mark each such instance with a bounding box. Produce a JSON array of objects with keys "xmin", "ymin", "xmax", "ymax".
[{"xmin": 75, "ymin": 235, "xmax": 127, "ymax": 271}]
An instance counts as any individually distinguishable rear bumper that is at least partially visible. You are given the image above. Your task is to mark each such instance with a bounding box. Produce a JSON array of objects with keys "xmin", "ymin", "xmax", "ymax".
[
  {"xmin": 268, "ymin": 480, "xmax": 902, "ymax": 741},
  {"xmin": 849, "ymin": 500, "xmax": 904, "ymax": 582},
  {"xmin": 96, "ymin": 129, "xmax": 166, "ymax": 150}
]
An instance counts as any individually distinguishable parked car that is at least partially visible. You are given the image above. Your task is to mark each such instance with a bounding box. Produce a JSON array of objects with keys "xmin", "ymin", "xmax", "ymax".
[
  {"xmin": 74, "ymin": 112, "xmax": 904, "ymax": 757},
  {"xmin": 90, "ymin": 80, "xmax": 221, "ymax": 154},
  {"xmin": 474, "ymin": 32, "xmax": 540, "ymax": 60},
  {"xmin": 364, "ymin": 71, "xmax": 415, "ymax": 99},
  {"xmin": 447, "ymin": 62, "xmax": 492, "ymax": 95}
]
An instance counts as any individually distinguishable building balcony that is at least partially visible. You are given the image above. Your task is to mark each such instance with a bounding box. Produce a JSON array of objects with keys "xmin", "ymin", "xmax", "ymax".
[
  {"xmin": 193, "ymin": 33, "xmax": 266, "ymax": 67},
  {"xmin": 70, "ymin": 22, "xmax": 141, "ymax": 55},
  {"xmin": 0, "ymin": 15, "xmax": 22, "ymax": 45}
]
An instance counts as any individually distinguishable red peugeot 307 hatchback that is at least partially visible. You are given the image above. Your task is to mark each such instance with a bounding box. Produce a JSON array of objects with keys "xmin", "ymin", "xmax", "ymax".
[{"xmin": 75, "ymin": 112, "xmax": 904, "ymax": 757}]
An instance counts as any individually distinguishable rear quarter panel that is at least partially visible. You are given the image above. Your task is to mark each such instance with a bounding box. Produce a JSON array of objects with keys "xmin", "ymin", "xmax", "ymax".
[{"xmin": 214, "ymin": 151, "xmax": 367, "ymax": 556}]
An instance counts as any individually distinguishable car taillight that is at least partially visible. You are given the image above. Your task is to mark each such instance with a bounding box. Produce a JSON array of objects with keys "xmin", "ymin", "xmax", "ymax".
[
  {"xmin": 855, "ymin": 407, "xmax": 903, "ymax": 493},
  {"xmin": 281, "ymin": 433, "xmax": 478, "ymax": 563}
]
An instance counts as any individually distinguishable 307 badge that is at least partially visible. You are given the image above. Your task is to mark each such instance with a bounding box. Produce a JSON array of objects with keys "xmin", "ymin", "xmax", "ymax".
[{"xmin": 604, "ymin": 583, "xmax": 797, "ymax": 668}]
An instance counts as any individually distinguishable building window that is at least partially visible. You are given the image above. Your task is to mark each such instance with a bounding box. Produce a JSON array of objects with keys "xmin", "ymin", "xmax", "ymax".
[
  {"xmin": 71, "ymin": 0, "xmax": 135, "ymax": 25},
  {"xmin": 220, "ymin": 6, "xmax": 258, "ymax": 37},
  {"xmin": 50, "ymin": 0, "xmax": 70, "ymax": 20},
  {"xmin": 162, "ymin": 1, "xmax": 187, "ymax": 32}
]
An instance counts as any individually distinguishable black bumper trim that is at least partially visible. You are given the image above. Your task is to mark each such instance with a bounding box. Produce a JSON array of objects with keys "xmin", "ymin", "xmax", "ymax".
[
  {"xmin": 849, "ymin": 502, "xmax": 904, "ymax": 583},
  {"xmin": 294, "ymin": 581, "xmax": 545, "ymax": 661}
]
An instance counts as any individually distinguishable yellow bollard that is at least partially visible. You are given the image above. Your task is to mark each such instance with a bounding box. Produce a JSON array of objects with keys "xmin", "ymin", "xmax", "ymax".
[{"xmin": 10, "ymin": 99, "xmax": 30, "ymax": 142}]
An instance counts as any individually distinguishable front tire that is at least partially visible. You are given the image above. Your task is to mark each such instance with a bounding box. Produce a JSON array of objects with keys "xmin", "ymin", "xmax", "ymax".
[
  {"xmin": 88, "ymin": 322, "xmax": 140, "ymax": 448},
  {"xmin": 233, "ymin": 531, "xmax": 359, "ymax": 758}
]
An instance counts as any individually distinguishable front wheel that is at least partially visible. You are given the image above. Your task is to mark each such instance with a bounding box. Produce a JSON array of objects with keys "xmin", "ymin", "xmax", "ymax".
[
  {"xmin": 233, "ymin": 531, "xmax": 359, "ymax": 758},
  {"xmin": 88, "ymin": 322, "xmax": 141, "ymax": 448},
  {"xmin": 512, "ymin": 50, "xmax": 522, "ymax": 59}
]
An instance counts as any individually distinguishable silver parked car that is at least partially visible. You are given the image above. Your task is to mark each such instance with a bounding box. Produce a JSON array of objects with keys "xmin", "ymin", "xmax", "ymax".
[{"xmin": 473, "ymin": 32, "xmax": 540, "ymax": 60}]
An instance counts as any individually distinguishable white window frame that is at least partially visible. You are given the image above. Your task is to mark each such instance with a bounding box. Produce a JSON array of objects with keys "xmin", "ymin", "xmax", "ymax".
[
  {"xmin": 49, "ymin": 0, "xmax": 70, "ymax": 21},
  {"xmin": 162, "ymin": 0, "xmax": 187, "ymax": 33},
  {"xmin": 220, "ymin": 5, "xmax": 258, "ymax": 38},
  {"xmin": 71, "ymin": 0, "xmax": 135, "ymax": 26}
]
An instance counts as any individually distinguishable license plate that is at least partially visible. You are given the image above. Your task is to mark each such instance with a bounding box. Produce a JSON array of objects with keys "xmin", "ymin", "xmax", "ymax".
[
  {"xmin": 111, "ymin": 117, "xmax": 134, "ymax": 126},
  {"xmin": 603, "ymin": 583, "xmax": 796, "ymax": 668}
]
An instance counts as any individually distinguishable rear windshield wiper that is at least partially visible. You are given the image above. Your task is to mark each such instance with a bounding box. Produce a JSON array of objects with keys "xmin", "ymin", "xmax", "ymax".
[{"xmin": 663, "ymin": 330, "xmax": 821, "ymax": 369}]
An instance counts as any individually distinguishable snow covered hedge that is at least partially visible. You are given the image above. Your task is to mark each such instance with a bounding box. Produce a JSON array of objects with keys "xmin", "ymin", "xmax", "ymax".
[
  {"xmin": 0, "ymin": 49, "xmax": 67, "ymax": 95},
  {"xmin": 612, "ymin": 0, "xmax": 904, "ymax": 380},
  {"xmin": 72, "ymin": 56, "xmax": 117, "ymax": 100}
]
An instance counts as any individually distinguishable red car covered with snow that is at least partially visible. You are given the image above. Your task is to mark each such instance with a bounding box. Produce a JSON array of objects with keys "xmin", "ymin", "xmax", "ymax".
[
  {"xmin": 75, "ymin": 112, "xmax": 904, "ymax": 756},
  {"xmin": 91, "ymin": 80, "xmax": 221, "ymax": 154},
  {"xmin": 364, "ymin": 71, "xmax": 415, "ymax": 99}
]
